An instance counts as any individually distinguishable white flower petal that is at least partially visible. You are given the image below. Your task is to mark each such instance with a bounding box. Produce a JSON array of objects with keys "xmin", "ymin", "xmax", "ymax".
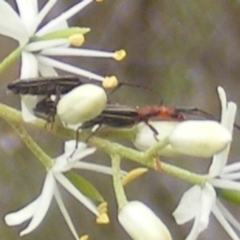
[
  {"xmin": 0, "ymin": 1, "xmax": 28, "ymax": 44},
  {"xmin": 220, "ymin": 172, "xmax": 240, "ymax": 180},
  {"xmin": 20, "ymin": 52, "xmax": 39, "ymax": 122},
  {"xmin": 68, "ymin": 147, "xmax": 96, "ymax": 162},
  {"xmin": 185, "ymin": 217, "xmax": 204, "ymax": 240},
  {"xmin": 198, "ymin": 183, "xmax": 216, "ymax": 229},
  {"xmin": 209, "ymin": 148, "xmax": 231, "ymax": 178},
  {"xmin": 223, "ymin": 162, "xmax": 240, "ymax": 174},
  {"xmin": 37, "ymin": 0, "xmax": 93, "ymax": 36},
  {"xmin": 210, "ymin": 179, "xmax": 240, "ymax": 191},
  {"xmin": 25, "ymin": 39, "xmax": 68, "ymax": 52},
  {"xmin": 34, "ymin": 0, "xmax": 58, "ymax": 33},
  {"xmin": 38, "ymin": 63, "xmax": 58, "ymax": 76},
  {"xmin": 16, "ymin": 0, "xmax": 38, "ymax": 35},
  {"xmin": 64, "ymin": 141, "xmax": 96, "ymax": 162},
  {"xmin": 224, "ymin": 102, "xmax": 237, "ymax": 133},
  {"xmin": 209, "ymin": 97, "xmax": 237, "ymax": 177},
  {"xmin": 20, "ymin": 52, "xmax": 39, "ymax": 78},
  {"xmin": 52, "ymin": 155, "xmax": 72, "ymax": 173},
  {"xmin": 52, "ymin": 141, "xmax": 95, "ymax": 172},
  {"xmin": 55, "ymin": 173, "xmax": 99, "ymax": 216},
  {"xmin": 41, "ymin": 47, "xmax": 116, "ymax": 58},
  {"xmin": 173, "ymin": 186, "xmax": 202, "ymax": 224},
  {"xmin": 178, "ymin": 184, "xmax": 216, "ymax": 240},
  {"xmin": 20, "ymin": 95, "xmax": 38, "ymax": 122},
  {"xmin": 5, "ymin": 197, "xmax": 40, "ymax": 226},
  {"xmin": 64, "ymin": 140, "xmax": 87, "ymax": 152},
  {"xmin": 73, "ymin": 162, "xmax": 116, "ymax": 175},
  {"xmin": 218, "ymin": 86, "xmax": 227, "ymax": 124},
  {"xmin": 215, "ymin": 200, "xmax": 240, "ymax": 231},
  {"xmin": 37, "ymin": 55, "xmax": 105, "ymax": 80},
  {"xmin": 54, "ymin": 185, "xmax": 79, "ymax": 240},
  {"xmin": 212, "ymin": 203, "xmax": 240, "ymax": 240},
  {"xmin": 20, "ymin": 172, "xmax": 56, "ymax": 236},
  {"xmin": 118, "ymin": 201, "xmax": 172, "ymax": 240}
]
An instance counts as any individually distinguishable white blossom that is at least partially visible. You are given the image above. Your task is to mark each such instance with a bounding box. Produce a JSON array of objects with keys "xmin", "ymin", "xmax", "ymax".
[
  {"xmin": 5, "ymin": 141, "xmax": 114, "ymax": 239},
  {"xmin": 0, "ymin": 0, "xmax": 123, "ymax": 121},
  {"xmin": 173, "ymin": 86, "xmax": 240, "ymax": 240}
]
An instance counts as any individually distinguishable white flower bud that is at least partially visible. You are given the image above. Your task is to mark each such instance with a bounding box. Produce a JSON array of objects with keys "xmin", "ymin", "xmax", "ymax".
[
  {"xmin": 169, "ymin": 120, "xmax": 231, "ymax": 158},
  {"xmin": 118, "ymin": 201, "xmax": 172, "ymax": 240},
  {"xmin": 57, "ymin": 84, "xmax": 107, "ymax": 125},
  {"xmin": 134, "ymin": 122, "xmax": 180, "ymax": 157}
]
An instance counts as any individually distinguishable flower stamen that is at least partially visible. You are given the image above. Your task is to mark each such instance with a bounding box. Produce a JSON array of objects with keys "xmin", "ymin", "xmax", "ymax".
[
  {"xmin": 122, "ymin": 168, "xmax": 148, "ymax": 186},
  {"xmin": 102, "ymin": 76, "xmax": 118, "ymax": 89},
  {"xmin": 96, "ymin": 213, "xmax": 109, "ymax": 224},
  {"xmin": 79, "ymin": 235, "xmax": 89, "ymax": 240},
  {"xmin": 69, "ymin": 34, "xmax": 85, "ymax": 47},
  {"xmin": 113, "ymin": 49, "xmax": 126, "ymax": 61},
  {"xmin": 96, "ymin": 202, "xmax": 109, "ymax": 224}
]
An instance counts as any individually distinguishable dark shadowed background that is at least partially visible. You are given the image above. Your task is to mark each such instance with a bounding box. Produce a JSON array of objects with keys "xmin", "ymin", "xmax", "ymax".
[{"xmin": 0, "ymin": 0, "xmax": 240, "ymax": 239}]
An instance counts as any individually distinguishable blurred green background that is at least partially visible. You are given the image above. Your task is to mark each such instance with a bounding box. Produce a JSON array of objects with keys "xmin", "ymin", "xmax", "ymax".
[{"xmin": 0, "ymin": 0, "xmax": 240, "ymax": 239}]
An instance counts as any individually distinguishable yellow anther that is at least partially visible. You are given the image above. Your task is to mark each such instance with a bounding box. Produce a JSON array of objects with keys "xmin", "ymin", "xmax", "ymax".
[
  {"xmin": 96, "ymin": 213, "xmax": 109, "ymax": 224},
  {"xmin": 79, "ymin": 235, "xmax": 89, "ymax": 240},
  {"xmin": 97, "ymin": 202, "xmax": 108, "ymax": 214},
  {"xmin": 122, "ymin": 168, "xmax": 149, "ymax": 186},
  {"xmin": 113, "ymin": 49, "xmax": 126, "ymax": 61},
  {"xmin": 102, "ymin": 76, "xmax": 118, "ymax": 89},
  {"xmin": 68, "ymin": 34, "xmax": 85, "ymax": 47}
]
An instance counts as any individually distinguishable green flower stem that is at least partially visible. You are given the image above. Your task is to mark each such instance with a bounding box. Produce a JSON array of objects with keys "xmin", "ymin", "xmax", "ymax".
[
  {"xmin": 143, "ymin": 137, "xmax": 169, "ymax": 161},
  {"xmin": 7, "ymin": 122, "xmax": 53, "ymax": 169},
  {"xmin": 0, "ymin": 102, "xmax": 206, "ymax": 186},
  {"xmin": 0, "ymin": 47, "xmax": 22, "ymax": 76},
  {"xmin": 161, "ymin": 162, "xmax": 206, "ymax": 186},
  {"xmin": 0, "ymin": 103, "xmax": 72, "ymax": 138},
  {"xmin": 111, "ymin": 154, "xmax": 127, "ymax": 209},
  {"xmin": 88, "ymin": 137, "xmax": 206, "ymax": 186}
]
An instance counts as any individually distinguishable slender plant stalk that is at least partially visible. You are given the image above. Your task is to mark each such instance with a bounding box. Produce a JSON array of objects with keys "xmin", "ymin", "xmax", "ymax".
[
  {"xmin": 0, "ymin": 47, "xmax": 22, "ymax": 76},
  {"xmin": 0, "ymin": 102, "xmax": 206, "ymax": 186},
  {"xmin": 111, "ymin": 154, "xmax": 127, "ymax": 209}
]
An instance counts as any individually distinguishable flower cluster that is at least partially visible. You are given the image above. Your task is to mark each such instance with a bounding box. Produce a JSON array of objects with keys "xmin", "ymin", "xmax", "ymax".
[
  {"xmin": 0, "ymin": 0, "xmax": 124, "ymax": 121},
  {"xmin": 5, "ymin": 141, "xmax": 112, "ymax": 239},
  {"xmin": 1, "ymin": 0, "xmax": 125, "ymax": 239},
  {"xmin": 1, "ymin": 0, "xmax": 240, "ymax": 240},
  {"xmin": 173, "ymin": 87, "xmax": 240, "ymax": 240}
]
